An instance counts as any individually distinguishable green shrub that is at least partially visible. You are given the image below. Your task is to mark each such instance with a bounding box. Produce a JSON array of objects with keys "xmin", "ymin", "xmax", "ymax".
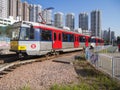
[
  {"xmin": 50, "ymin": 83, "xmax": 95, "ymax": 90},
  {"xmin": 19, "ymin": 84, "xmax": 31, "ymax": 90}
]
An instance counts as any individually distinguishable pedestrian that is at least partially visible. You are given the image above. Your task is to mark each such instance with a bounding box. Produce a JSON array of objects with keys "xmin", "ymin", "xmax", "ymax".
[{"xmin": 85, "ymin": 47, "xmax": 91, "ymax": 60}]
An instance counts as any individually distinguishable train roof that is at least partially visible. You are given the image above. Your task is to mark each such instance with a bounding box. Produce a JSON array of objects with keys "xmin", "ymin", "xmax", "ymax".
[
  {"xmin": 12, "ymin": 21, "xmax": 102, "ymax": 39},
  {"xmin": 13, "ymin": 21, "xmax": 83, "ymax": 35},
  {"xmin": 91, "ymin": 36, "xmax": 103, "ymax": 40}
]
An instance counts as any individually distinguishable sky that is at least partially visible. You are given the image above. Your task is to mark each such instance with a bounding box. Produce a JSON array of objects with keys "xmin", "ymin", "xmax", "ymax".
[{"xmin": 23, "ymin": 0, "xmax": 120, "ymax": 36}]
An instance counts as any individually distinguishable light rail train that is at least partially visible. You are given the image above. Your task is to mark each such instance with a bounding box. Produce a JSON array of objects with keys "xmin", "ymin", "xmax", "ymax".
[{"xmin": 10, "ymin": 21, "xmax": 104, "ymax": 57}]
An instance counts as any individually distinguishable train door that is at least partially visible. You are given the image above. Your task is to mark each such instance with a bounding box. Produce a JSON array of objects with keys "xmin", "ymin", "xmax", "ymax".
[
  {"xmin": 87, "ymin": 37, "xmax": 90, "ymax": 47},
  {"xmin": 74, "ymin": 35, "xmax": 79, "ymax": 48},
  {"xmin": 96, "ymin": 38, "xmax": 98, "ymax": 46},
  {"xmin": 52, "ymin": 31, "xmax": 62, "ymax": 49},
  {"xmin": 85, "ymin": 37, "xmax": 89, "ymax": 47}
]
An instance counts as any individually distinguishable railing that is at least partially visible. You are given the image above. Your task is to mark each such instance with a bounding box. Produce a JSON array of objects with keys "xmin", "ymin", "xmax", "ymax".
[{"xmin": 85, "ymin": 46, "xmax": 120, "ymax": 80}]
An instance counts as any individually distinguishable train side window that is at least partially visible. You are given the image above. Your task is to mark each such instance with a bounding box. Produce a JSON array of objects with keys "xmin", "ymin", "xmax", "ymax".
[
  {"xmin": 88, "ymin": 38, "xmax": 91, "ymax": 42},
  {"xmin": 69, "ymin": 34, "xmax": 74, "ymax": 42},
  {"xmin": 63, "ymin": 33, "xmax": 68, "ymax": 42},
  {"xmin": 98, "ymin": 39, "xmax": 99, "ymax": 43},
  {"xmin": 98, "ymin": 39, "xmax": 100, "ymax": 43},
  {"xmin": 54, "ymin": 33, "xmax": 57, "ymax": 41},
  {"xmin": 83, "ymin": 37, "xmax": 86, "ymax": 42},
  {"xmin": 93, "ymin": 39, "xmax": 96, "ymax": 43},
  {"xmin": 79, "ymin": 36, "xmax": 82, "ymax": 42},
  {"xmin": 79, "ymin": 36, "xmax": 81, "ymax": 42},
  {"xmin": 79, "ymin": 36, "xmax": 86, "ymax": 42},
  {"xmin": 58, "ymin": 33, "xmax": 61, "ymax": 41},
  {"xmin": 94, "ymin": 39, "xmax": 96, "ymax": 42},
  {"xmin": 30, "ymin": 26, "xmax": 34, "ymax": 39},
  {"xmin": 91, "ymin": 38, "xmax": 95, "ymax": 42},
  {"xmin": 41, "ymin": 30, "xmax": 52, "ymax": 41}
]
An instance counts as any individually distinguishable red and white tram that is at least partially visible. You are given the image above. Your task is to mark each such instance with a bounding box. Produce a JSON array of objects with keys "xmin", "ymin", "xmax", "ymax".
[{"xmin": 10, "ymin": 21, "xmax": 104, "ymax": 56}]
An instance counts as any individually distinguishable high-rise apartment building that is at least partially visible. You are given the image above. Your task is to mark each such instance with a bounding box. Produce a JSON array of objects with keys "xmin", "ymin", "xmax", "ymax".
[
  {"xmin": 36, "ymin": 5, "xmax": 42, "ymax": 22},
  {"xmin": 54, "ymin": 12, "xmax": 64, "ymax": 28},
  {"xmin": 0, "ymin": 0, "xmax": 8, "ymax": 18},
  {"xmin": 108, "ymin": 28, "xmax": 116, "ymax": 43},
  {"xmin": 65, "ymin": 13, "xmax": 75, "ymax": 31},
  {"xmin": 42, "ymin": 9, "xmax": 52, "ymax": 25},
  {"xmin": 8, "ymin": 0, "xmax": 17, "ymax": 19},
  {"xmin": 22, "ymin": 1, "xmax": 29, "ymax": 21},
  {"xmin": 108, "ymin": 28, "xmax": 111, "ymax": 43},
  {"xmin": 79, "ymin": 12, "xmax": 88, "ymax": 30},
  {"xmin": 91, "ymin": 10, "xmax": 101, "ymax": 37},
  {"xmin": 29, "ymin": 4, "xmax": 42, "ymax": 22},
  {"xmin": 29, "ymin": 5, "xmax": 36, "ymax": 22},
  {"xmin": 16, "ymin": 0, "xmax": 22, "ymax": 21},
  {"xmin": 0, "ymin": 0, "xmax": 22, "ymax": 20},
  {"xmin": 103, "ymin": 30, "xmax": 108, "ymax": 41},
  {"xmin": 103, "ymin": 28, "xmax": 115, "ymax": 44},
  {"xmin": 111, "ymin": 31, "xmax": 115, "ymax": 40}
]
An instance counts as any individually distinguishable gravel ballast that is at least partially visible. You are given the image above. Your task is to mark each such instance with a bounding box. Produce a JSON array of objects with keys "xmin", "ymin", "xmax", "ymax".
[{"xmin": 0, "ymin": 54, "xmax": 79, "ymax": 90}]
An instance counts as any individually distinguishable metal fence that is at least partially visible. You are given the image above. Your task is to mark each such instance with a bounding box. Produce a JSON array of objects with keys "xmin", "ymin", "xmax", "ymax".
[{"xmin": 85, "ymin": 46, "xmax": 120, "ymax": 80}]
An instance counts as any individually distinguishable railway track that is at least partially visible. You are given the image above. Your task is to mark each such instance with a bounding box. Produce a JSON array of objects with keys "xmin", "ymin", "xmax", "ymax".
[
  {"xmin": 0, "ymin": 51, "xmax": 81, "ymax": 79},
  {"xmin": 0, "ymin": 54, "xmax": 19, "ymax": 63},
  {"xmin": 0, "ymin": 54, "xmax": 54, "ymax": 78}
]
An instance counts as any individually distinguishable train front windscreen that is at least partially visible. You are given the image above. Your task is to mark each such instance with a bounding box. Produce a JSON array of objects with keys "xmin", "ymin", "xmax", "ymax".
[
  {"xmin": 11, "ymin": 25, "xmax": 34, "ymax": 41},
  {"xmin": 11, "ymin": 27, "xmax": 20, "ymax": 41},
  {"xmin": 10, "ymin": 26, "xmax": 20, "ymax": 51},
  {"xmin": 10, "ymin": 26, "xmax": 33, "ymax": 51},
  {"xmin": 19, "ymin": 26, "xmax": 34, "ymax": 41}
]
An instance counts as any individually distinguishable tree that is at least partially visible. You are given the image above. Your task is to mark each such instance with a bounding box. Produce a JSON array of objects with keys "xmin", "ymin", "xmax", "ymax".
[
  {"xmin": 5, "ymin": 25, "xmax": 13, "ymax": 38},
  {"xmin": 0, "ymin": 26, "xmax": 5, "ymax": 37}
]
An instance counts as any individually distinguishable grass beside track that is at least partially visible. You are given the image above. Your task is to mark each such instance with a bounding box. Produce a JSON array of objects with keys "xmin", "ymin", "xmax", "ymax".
[{"xmin": 50, "ymin": 55, "xmax": 120, "ymax": 90}]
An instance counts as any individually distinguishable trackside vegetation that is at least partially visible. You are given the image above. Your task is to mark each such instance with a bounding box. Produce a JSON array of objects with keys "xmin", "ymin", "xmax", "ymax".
[{"xmin": 19, "ymin": 84, "xmax": 30, "ymax": 90}]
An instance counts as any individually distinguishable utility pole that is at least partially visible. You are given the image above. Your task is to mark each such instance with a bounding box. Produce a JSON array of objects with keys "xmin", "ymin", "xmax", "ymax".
[{"xmin": 39, "ymin": 7, "xmax": 54, "ymax": 24}]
